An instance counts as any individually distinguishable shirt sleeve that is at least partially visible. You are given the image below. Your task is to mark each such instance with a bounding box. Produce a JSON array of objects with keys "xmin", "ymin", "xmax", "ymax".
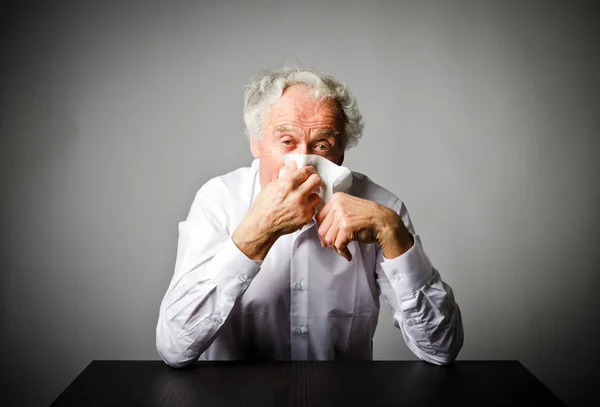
[
  {"xmin": 156, "ymin": 180, "xmax": 261, "ymax": 367},
  {"xmin": 375, "ymin": 198, "xmax": 464, "ymax": 365}
]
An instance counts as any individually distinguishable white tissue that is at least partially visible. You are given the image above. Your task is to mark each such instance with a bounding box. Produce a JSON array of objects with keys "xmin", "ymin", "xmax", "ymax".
[{"xmin": 279, "ymin": 154, "xmax": 353, "ymax": 208}]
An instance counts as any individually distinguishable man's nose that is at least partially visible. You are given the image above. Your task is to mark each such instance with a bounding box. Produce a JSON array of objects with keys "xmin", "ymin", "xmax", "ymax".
[{"xmin": 295, "ymin": 144, "xmax": 309, "ymax": 155}]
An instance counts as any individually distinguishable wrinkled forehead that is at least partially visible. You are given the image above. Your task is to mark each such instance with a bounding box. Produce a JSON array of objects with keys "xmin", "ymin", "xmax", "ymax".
[{"xmin": 267, "ymin": 84, "xmax": 344, "ymax": 129}]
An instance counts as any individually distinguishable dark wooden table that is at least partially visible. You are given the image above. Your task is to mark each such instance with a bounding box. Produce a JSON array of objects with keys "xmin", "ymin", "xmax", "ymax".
[{"xmin": 51, "ymin": 360, "xmax": 565, "ymax": 406}]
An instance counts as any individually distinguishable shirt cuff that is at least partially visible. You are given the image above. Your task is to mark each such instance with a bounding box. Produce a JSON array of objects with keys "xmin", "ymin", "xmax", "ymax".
[
  {"xmin": 210, "ymin": 238, "xmax": 262, "ymax": 301},
  {"xmin": 379, "ymin": 236, "xmax": 434, "ymax": 298}
]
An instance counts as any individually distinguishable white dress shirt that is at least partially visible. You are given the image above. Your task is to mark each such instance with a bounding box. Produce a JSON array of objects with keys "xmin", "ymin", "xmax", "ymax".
[{"xmin": 156, "ymin": 159, "xmax": 463, "ymax": 366}]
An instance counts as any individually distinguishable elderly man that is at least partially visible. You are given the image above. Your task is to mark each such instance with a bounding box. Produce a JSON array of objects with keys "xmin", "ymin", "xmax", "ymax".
[{"xmin": 156, "ymin": 67, "xmax": 463, "ymax": 366}]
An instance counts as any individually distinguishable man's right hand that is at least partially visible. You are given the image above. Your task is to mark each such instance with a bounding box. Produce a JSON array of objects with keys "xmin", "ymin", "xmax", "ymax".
[{"xmin": 232, "ymin": 162, "xmax": 322, "ymax": 261}]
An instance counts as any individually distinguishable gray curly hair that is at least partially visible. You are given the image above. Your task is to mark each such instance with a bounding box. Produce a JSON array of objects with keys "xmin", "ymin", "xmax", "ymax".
[{"xmin": 243, "ymin": 66, "xmax": 364, "ymax": 150}]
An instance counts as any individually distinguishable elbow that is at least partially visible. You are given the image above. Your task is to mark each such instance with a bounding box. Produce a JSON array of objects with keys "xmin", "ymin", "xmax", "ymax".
[
  {"xmin": 416, "ymin": 315, "xmax": 464, "ymax": 366},
  {"xmin": 418, "ymin": 343, "xmax": 462, "ymax": 366},
  {"xmin": 430, "ymin": 344, "xmax": 461, "ymax": 366},
  {"xmin": 418, "ymin": 346, "xmax": 459, "ymax": 366},
  {"xmin": 157, "ymin": 345, "xmax": 196, "ymax": 369},
  {"xmin": 433, "ymin": 359, "xmax": 453, "ymax": 367},
  {"xmin": 156, "ymin": 322, "xmax": 198, "ymax": 368},
  {"xmin": 429, "ymin": 318, "xmax": 464, "ymax": 366}
]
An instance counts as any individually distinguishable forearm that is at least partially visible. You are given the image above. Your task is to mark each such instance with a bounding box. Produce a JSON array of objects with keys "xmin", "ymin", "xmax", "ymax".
[
  {"xmin": 378, "ymin": 246, "xmax": 464, "ymax": 364},
  {"xmin": 157, "ymin": 224, "xmax": 261, "ymax": 367}
]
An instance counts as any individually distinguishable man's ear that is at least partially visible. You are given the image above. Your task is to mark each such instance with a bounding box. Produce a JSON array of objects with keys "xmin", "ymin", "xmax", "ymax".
[
  {"xmin": 250, "ymin": 138, "xmax": 260, "ymax": 159},
  {"xmin": 336, "ymin": 151, "xmax": 345, "ymax": 166}
]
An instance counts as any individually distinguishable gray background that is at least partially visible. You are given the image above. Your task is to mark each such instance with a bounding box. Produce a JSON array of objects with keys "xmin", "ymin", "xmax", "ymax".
[{"xmin": 1, "ymin": 1, "xmax": 598, "ymax": 406}]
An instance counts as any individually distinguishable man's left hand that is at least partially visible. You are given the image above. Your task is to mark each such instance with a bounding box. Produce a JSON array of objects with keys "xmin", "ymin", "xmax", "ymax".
[{"xmin": 316, "ymin": 193, "xmax": 414, "ymax": 261}]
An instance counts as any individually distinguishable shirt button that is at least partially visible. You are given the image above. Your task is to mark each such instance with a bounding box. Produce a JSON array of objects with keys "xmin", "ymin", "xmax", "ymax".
[
  {"xmin": 406, "ymin": 320, "xmax": 414, "ymax": 327},
  {"xmin": 214, "ymin": 316, "xmax": 223, "ymax": 324},
  {"xmin": 293, "ymin": 282, "xmax": 303, "ymax": 292},
  {"xmin": 394, "ymin": 274, "xmax": 403, "ymax": 281},
  {"xmin": 238, "ymin": 275, "xmax": 247, "ymax": 283},
  {"xmin": 293, "ymin": 326, "xmax": 306, "ymax": 336}
]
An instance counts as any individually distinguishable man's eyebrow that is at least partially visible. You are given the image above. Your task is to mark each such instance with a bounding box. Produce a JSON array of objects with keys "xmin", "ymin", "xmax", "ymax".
[
  {"xmin": 313, "ymin": 129, "xmax": 341, "ymax": 137},
  {"xmin": 272, "ymin": 126, "xmax": 341, "ymax": 141}
]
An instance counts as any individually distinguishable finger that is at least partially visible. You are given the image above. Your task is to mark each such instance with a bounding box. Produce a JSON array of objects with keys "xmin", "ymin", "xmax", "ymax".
[
  {"xmin": 334, "ymin": 229, "xmax": 350, "ymax": 250},
  {"xmin": 333, "ymin": 227, "xmax": 353, "ymax": 262},
  {"xmin": 324, "ymin": 221, "xmax": 339, "ymax": 250},
  {"xmin": 317, "ymin": 211, "xmax": 334, "ymax": 247},
  {"xmin": 278, "ymin": 160, "xmax": 298, "ymax": 179},
  {"xmin": 307, "ymin": 192, "xmax": 322, "ymax": 220},
  {"xmin": 307, "ymin": 192, "xmax": 321, "ymax": 207},
  {"xmin": 338, "ymin": 247, "xmax": 352, "ymax": 262},
  {"xmin": 298, "ymin": 173, "xmax": 322, "ymax": 196},
  {"xmin": 333, "ymin": 229, "xmax": 352, "ymax": 253},
  {"xmin": 288, "ymin": 165, "xmax": 317, "ymax": 188},
  {"xmin": 329, "ymin": 224, "xmax": 352, "ymax": 262},
  {"xmin": 310, "ymin": 195, "xmax": 324, "ymax": 228},
  {"xmin": 316, "ymin": 200, "xmax": 332, "ymax": 225}
]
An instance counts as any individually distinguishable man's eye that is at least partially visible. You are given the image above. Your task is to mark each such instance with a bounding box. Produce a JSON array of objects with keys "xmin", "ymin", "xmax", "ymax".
[
  {"xmin": 315, "ymin": 144, "xmax": 329, "ymax": 151},
  {"xmin": 282, "ymin": 140, "xmax": 293, "ymax": 146}
]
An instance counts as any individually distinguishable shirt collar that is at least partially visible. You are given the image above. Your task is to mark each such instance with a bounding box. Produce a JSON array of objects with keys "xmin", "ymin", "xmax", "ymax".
[{"xmin": 250, "ymin": 158, "xmax": 261, "ymax": 207}]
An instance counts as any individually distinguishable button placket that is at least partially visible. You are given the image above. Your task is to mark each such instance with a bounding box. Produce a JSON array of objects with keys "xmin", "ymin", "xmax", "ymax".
[{"xmin": 290, "ymin": 228, "xmax": 311, "ymax": 360}]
